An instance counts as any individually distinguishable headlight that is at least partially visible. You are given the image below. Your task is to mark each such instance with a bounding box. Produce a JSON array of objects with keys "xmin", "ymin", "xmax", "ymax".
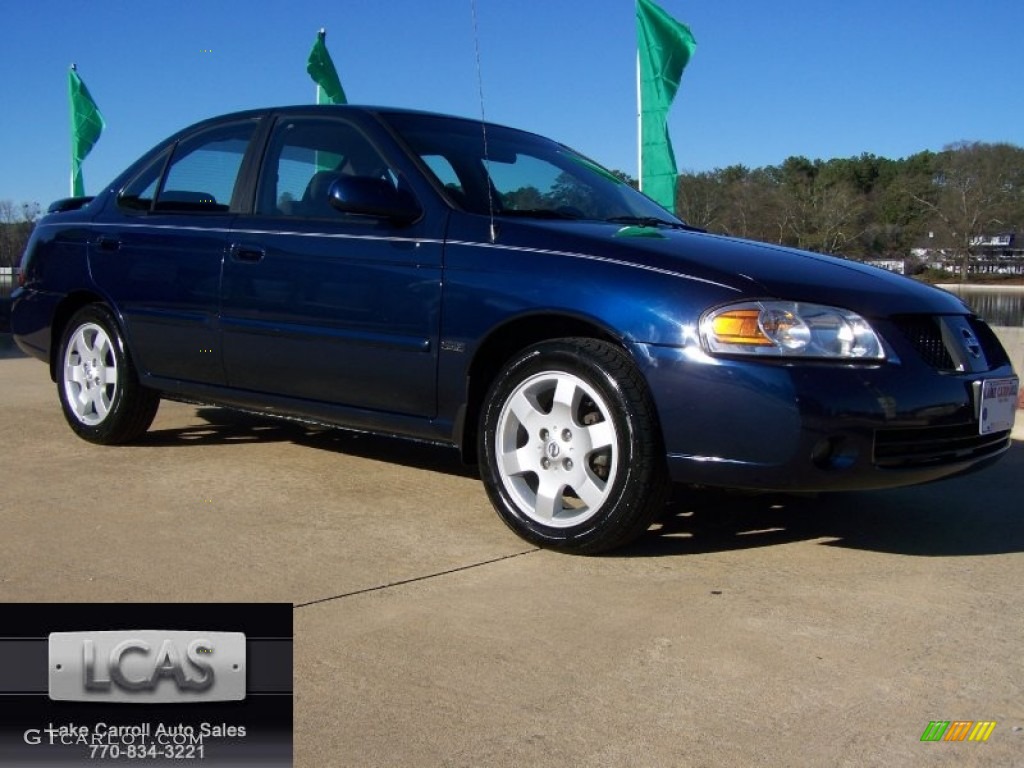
[{"xmin": 701, "ymin": 301, "xmax": 885, "ymax": 360}]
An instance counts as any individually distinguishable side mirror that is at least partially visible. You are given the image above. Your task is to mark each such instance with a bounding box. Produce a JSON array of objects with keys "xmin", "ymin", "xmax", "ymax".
[{"xmin": 327, "ymin": 177, "xmax": 422, "ymax": 225}]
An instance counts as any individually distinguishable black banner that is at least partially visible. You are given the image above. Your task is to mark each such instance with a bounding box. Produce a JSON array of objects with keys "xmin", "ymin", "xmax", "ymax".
[{"xmin": 0, "ymin": 603, "xmax": 292, "ymax": 766}]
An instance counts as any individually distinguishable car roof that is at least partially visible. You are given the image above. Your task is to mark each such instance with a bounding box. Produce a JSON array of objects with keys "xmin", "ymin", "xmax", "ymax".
[
  {"xmin": 170, "ymin": 104, "xmax": 543, "ymax": 145},
  {"xmin": 182, "ymin": 104, "xmax": 477, "ymax": 129}
]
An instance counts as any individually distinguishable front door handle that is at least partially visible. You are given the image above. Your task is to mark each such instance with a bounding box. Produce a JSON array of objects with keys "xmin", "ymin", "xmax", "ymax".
[
  {"xmin": 230, "ymin": 244, "xmax": 265, "ymax": 263},
  {"xmin": 96, "ymin": 235, "xmax": 121, "ymax": 252}
]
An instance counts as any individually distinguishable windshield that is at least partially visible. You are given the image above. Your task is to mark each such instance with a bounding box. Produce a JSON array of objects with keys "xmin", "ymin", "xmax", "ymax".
[{"xmin": 382, "ymin": 112, "xmax": 685, "ymax": 225}]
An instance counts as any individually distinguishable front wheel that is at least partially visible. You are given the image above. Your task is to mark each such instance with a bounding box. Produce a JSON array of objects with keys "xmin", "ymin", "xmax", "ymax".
[
  {"xmin": 57, "ymin": 304, "xmax": 160, "ymax": 444},
  {"xmin": 479, "ymin": 338, "xmax": 667, "ymax": 554}
]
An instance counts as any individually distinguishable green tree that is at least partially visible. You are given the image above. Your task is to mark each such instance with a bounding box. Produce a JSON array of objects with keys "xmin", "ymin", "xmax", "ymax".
[
  {"xmin": 610, "ymin": 170, "xmax": 638, "ymax": 190},
  {"xmin": 501, "ymin": 185, "xmax": 546, "ymax": 211},
  {"xmin": 675, "ymin": 142, "xmax": 1023, "ymax": 266}
]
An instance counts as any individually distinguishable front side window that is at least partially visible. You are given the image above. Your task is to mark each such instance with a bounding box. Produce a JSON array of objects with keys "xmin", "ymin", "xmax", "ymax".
[{"xmin": 257, "ymin": 118, "xmax": 397, "ymax": 219}]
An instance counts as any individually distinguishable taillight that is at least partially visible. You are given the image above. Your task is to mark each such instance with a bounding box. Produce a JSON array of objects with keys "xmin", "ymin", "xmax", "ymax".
[{"xmin": 16, "ymin": 268, "xmax": 24, "ymax": 287}]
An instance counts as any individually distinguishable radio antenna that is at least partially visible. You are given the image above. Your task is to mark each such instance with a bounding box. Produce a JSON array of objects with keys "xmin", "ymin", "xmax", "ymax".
[{"xmin": 470, "ymin": 0, "xmax": 497, "ymax": 243}]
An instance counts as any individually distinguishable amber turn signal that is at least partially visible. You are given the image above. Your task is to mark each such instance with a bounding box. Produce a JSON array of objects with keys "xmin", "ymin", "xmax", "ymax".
[{"xmin": 710, "ymin": 309, "xmax": 772, "ymax": 346}]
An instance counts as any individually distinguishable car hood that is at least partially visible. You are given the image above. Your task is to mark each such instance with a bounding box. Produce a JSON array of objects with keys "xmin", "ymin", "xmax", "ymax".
[{"xmin": 504, "ymin": 220, "xmax": 969, "ymax": 318}]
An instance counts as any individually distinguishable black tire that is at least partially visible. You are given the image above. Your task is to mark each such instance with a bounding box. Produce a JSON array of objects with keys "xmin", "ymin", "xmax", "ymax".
[
  {"xmin": 56, "ymin": 304, "xmax": 159, "ymax": 444},
  {"xmin": 479, "ymin": 338, "xmax": 667, "ymax": 554}
]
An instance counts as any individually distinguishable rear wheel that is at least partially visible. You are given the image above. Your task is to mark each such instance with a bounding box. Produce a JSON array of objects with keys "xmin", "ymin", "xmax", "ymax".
[
  {"xmin": 479, "ymin": 338, "xmax": 667, "ymax": 554},
  {"xmin": 57, "ymin": 304, "xmax": 159, "ymax": 444}
]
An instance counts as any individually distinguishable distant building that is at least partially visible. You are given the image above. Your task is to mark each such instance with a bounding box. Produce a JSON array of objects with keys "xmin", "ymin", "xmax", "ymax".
[
  {"xmin": 865, "ymin": 259, "xmax": 905, "ymax": 274},
  {"xmin": 970, "ymin": 233, "xmax": 1014, "ymax": 250},
  {"xmin": 911, "ymin": 231, "xmax": 1024, "ymax": 275}
]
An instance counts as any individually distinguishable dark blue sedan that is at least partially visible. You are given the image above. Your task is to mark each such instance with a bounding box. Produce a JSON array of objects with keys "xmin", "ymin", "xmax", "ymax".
[{"xmin": 11, "ymin": 106, "xmax": 1019, "ymax": 553}]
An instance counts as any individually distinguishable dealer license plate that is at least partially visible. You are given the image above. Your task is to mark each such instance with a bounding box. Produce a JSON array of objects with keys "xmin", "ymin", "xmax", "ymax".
[{"xmin": 979, "ymin": 377, "xmax": 1019, "ymax": 435}]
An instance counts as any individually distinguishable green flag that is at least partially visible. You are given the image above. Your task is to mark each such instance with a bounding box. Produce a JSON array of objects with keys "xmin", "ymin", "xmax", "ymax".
[
  {"xmin": 307, "ymin": 29, "xmax": 347, "ymax": 105},
  {"xmin": 68, "ymin": 65, "xmax": 105, "ymax": 197},
  {"xmin": 636, "ymin": 0, "xmax": 696, "ymax": 212}
]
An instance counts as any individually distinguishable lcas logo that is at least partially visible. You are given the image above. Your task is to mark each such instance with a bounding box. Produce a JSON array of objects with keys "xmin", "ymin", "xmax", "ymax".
[{"xmin": 48, "ymin": 630, "xmax": 246, "ymax": 703}]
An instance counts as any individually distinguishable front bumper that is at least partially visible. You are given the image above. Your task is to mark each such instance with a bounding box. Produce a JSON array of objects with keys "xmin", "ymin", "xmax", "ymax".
[{"xmin": 636, "ymin": 342, "xmax": 1016, "ymax": 493}]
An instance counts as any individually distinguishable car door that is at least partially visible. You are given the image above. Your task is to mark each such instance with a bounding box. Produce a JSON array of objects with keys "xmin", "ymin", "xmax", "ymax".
[
  {"xmin": 220, "ymin": 115, "xmax": 443, "ymax": 417},
  {"xmin": 89, "ymin": 119, "xmax": 261, "ymax": 385}
]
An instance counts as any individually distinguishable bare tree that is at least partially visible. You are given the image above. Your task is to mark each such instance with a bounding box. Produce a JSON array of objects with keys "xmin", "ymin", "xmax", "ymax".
[
  {"xmin": 0, "ymin": 200, "xmax": 40, "ymax": 267},
  {"xmin": 808, "ymin": 182, "xmax": 865, "ymax": 254},
  {"xmin": 912, "ymin": 142, "xmax": 1024, "ymax": 275},
  {"xmin": 675, "ymin": 170, "xmax": 725, "ymax": 230}
]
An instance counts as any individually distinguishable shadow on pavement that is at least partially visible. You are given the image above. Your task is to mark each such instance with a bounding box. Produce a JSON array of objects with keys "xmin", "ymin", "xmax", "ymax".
[
  {"xmin": 138, "ymin": 405, "xmax": 477, "ymax": 478},
  {"xmin": 0, "ymin": 333, "xmax": 24, "ymax": 359},
  {"xmin": 623, "ymin": 438, "xmax": 1024, "ymax": 558},
  {"xmin": 140, "ymin": 405, "xmax": 1024, "ymax": 559}
]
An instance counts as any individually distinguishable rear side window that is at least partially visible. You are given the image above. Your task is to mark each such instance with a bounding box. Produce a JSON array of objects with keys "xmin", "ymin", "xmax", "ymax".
[
  {"xmin": 118, "ymin": 121, "xmax": 257, "ymax": 214},
  {"xmin": 117, "ymin": 150, "xmax": 169, "ymax": 212}
]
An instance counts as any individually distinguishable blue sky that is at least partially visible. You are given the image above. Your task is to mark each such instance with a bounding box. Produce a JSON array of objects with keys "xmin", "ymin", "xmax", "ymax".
[{"xmin": 1, "ymin": 0, "xmax": 1022, "ymax": 207}]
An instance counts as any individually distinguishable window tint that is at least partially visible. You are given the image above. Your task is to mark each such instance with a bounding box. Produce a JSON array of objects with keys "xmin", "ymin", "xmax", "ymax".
[
  {"xmin": 257, "ymin": 118, "xmax": 396, "ymax": 219},
  {"xmin": 153, "ymin": 121, "xmax": 258, "ymax": 213}
]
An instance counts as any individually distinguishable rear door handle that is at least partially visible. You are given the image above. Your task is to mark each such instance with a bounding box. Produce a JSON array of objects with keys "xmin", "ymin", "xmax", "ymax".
[
  {"xmin": 96, "ymin": 235, "xmax": 121, "ymax": 252},
  {"xmin": 230, "ymin": 244, "xmax": 265, "ymax": 263}
]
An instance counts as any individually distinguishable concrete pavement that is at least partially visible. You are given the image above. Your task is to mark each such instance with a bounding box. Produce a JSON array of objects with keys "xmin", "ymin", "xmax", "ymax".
[{"xmin": 1, "ymin": 354, "xmax": 1022, "ymax": 766}]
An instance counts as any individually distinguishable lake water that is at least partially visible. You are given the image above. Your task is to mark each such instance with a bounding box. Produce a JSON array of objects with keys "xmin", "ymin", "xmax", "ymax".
[{"xmin": 939, "ymin": 286, "xmax": 1024, "ymax": 327}]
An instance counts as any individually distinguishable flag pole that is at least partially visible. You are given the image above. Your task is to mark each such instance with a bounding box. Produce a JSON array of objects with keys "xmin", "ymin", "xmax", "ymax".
[
  {"xmin": 636, "ymin": 52, "xmax": 642, "ymax": 192},
  {"xmin": 316, "ymin": 28, "xmax": 325, "ymax": 104},
  {"xmin": 70, "ymin": 63, "xmax": 77, "ymax": 197}
]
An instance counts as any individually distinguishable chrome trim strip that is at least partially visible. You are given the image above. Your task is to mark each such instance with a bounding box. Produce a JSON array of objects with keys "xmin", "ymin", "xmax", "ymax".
[
  {"xmin": 46, "ymin": 221, "xmax": 742, "ymax": 289},
  {"xmin": 445, "ymin": 239, "xmax": 740, "ymax": 290}
]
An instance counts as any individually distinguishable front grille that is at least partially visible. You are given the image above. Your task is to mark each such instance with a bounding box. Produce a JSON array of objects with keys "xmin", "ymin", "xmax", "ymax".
[
  {"xmin": 891, "ymin": 314, "xmax": 1011, "ymax": 372},
  {"xmin": 967, "ymin": 317, "xmax": 1011, "ymax": 368},
  {"xmin": 892, "ymin": 316, "xmax": 955, "ymax": 370},
  {"xmin": 874, "ymin": 423, "xmax": 1011, "ymax": 468}
]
